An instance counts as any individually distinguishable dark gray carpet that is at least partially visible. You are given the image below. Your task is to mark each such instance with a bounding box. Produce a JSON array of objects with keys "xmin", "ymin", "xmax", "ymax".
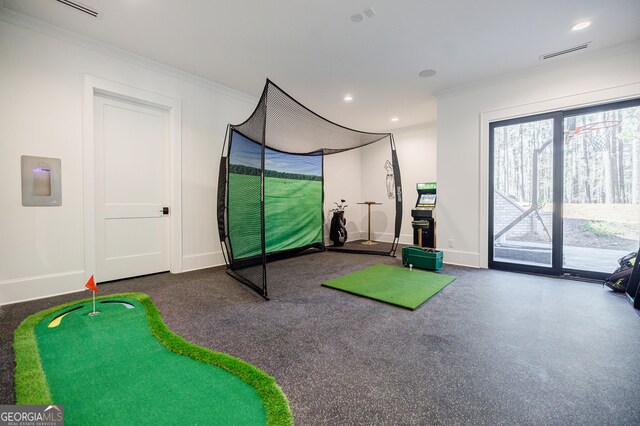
[{"xmin": 2, "ymin": 251, "xmax": 639, "ymax": 425}]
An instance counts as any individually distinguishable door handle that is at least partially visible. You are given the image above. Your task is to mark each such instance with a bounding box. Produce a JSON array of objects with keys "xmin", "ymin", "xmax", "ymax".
[{"xmin": 161, "ymin": 207, "xmax": 169, "ymax": 215}]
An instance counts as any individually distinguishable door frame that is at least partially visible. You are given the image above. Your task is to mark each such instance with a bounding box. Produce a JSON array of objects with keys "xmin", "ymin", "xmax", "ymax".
[
  {"xmin": 82, "ymin": 75, "xmax": 182, "ymax": 282},
  {"xmin": 486, "ymin": 96, "xmax": 640, "ymax": 279},
  {"xmin": 487, "ymin": 111, "xmax": 563, "ymax": 276}
]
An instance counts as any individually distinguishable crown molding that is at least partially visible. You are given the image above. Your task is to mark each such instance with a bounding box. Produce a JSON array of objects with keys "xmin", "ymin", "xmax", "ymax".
[
  {"xmin": 434, "ymin": 39, "xmax": 640, "ymax": 99},
  {"xmin": 0, "ymin": 6, "xmax": 257, "ymax": 105}
]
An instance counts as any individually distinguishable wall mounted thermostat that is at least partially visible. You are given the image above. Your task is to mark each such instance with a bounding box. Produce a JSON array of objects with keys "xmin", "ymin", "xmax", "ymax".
[{"xmin": 21, "ymin": 155, "xmax": 62, "ymax": 206}]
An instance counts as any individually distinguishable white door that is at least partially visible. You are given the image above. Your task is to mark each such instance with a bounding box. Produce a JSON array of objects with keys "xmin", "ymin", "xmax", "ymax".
[{"xmin": 94, "ymin": 94, "xmax": 170, "ymax": 282}]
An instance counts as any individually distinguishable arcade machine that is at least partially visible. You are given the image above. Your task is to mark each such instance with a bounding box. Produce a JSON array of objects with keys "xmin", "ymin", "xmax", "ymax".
[
  {"xmin": 411, "ymin": 182, "xmax": 437, "ymax": 248},
  {"xmin": 402, "ymin": 182, "xmax": 442, "ymax": 270}
]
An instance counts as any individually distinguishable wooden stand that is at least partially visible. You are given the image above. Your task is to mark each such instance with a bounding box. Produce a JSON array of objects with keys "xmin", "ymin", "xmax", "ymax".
[{"xmin": 357, "ymin": 201, "xmax": 382, "ymax": 245}]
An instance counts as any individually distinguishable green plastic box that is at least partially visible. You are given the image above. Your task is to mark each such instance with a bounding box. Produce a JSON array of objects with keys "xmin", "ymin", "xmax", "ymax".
[{"xmin": 401, "ymin": 246, "xmax": 443, "ymax": 271}]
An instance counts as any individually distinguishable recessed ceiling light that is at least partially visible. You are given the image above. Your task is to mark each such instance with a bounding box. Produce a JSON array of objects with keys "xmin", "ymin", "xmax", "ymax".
[
  {"xmin": 391, "ymin": 117, "xmax": 399, "ymax": 122},
  {"xmin": 350, "ymin": 14, "xmax": 363, "ymax": 23},
  {"xmin": 344, "ymin": 95, "xmax": 353, "ymax": 102},
  {"xmin": 419, "ymin": 69, "xmax": 437, "ymax": 78},
  {"xmin": 572, "ymin": 21, "xmax": 591, "ymax": 31}
]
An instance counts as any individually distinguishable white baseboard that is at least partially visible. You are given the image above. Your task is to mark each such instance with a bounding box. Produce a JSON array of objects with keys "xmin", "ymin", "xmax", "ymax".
[
  {"xmin": 361, "ymin": 231, "xmax": 415, "ymax": 245},
  {"xmin": 392, "ymin": 231, "xmax": 482, "ymax": 268},
  {"xmin": 0, "ymin": 270, "xmax": 86, "ymax": 305},
  {"xmin": 181, "ymin": 251, "xmax": 226, "ymax": 272},
  {"xmin": 325, "ymin": 231, "xmax": 412, "ymax": 246},
  {"xmin": 0, "ymin": 247, "xmax": 481, "ymax": 305},
  {"xmin": 0, "ymin": 251, "xmax": 229, "ymax": 305},
  {"xmin": 399, "ymin": 233, "xmax": 413, "ymax": 245},
  {"xmin": 325, "ymin": 231, "xmax": 366, "ymax": 246},
  {"xmin": 440, "ymin": 249, "xmax": 481, "ymax": 268}
]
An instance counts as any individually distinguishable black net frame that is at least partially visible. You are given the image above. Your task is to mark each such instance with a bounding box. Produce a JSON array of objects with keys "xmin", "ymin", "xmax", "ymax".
[{"xmin": 217, "ymin": 79, "xmax": 402, "ymax": 299}]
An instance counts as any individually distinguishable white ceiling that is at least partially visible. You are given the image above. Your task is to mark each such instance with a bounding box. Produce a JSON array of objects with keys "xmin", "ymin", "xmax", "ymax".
[{"xmin": 4, "ymin": 0, "xmax": 640, "ymax": 131}]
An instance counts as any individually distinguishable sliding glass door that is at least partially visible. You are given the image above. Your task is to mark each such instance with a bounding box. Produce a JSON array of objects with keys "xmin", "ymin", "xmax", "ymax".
[
  {"xmin": 562, "ymin": 104, "xmax": 640, "ymax": 275},
  {"xmin": 489, "ymin": 99, "xmax": 640, "ymax": 278},
  {"xmin": 490, "ymin": 115, "xmax": 556, "ymax": 270}
]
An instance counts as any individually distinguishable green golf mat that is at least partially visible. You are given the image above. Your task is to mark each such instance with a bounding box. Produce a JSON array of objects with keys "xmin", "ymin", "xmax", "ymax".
[
  {"xmin": 13, "ymin": 293, "xmax": 292, "ymax": 426},
  {"xmin": 322, "ymin": 264, "xmax": 455, "ymax": 310}
]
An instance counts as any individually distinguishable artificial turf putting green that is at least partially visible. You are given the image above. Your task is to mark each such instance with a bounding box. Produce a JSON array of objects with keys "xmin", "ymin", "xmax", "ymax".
[
  {"xmin": 322, "ymin": 264, "xmax": 456, "ymax": 310},
  {"xmin": 13, "ymin": 293, "xmax": 292, "ymax": 426}
]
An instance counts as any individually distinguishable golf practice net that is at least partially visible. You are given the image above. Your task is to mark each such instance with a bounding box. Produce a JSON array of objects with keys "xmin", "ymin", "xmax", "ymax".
[{"xmin": 217, "ymin": 79, "xmax": 402, "ymax": 298}]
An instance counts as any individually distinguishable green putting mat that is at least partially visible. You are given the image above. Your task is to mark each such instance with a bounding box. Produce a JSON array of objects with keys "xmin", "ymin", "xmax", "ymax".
[
  {"xmin": 322, "ymin": 264, "xmax": 455, "ymax": 310},
  {"xmin": 13, "ymin": 293, "xmax": 292, "ymax": 426}
]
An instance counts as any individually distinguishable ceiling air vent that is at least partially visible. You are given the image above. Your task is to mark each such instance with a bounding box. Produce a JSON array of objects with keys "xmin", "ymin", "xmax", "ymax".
[
  {"xmin": 55, "ymin": 0, "xmax": 102, "ymax": 19},
  {"xmin": 363, "ymin": 7, "xmax": 376, "ymax": 18},
  {"xmin": 540, "ymin": 42, "xmax": 590, "ymax": 60}
]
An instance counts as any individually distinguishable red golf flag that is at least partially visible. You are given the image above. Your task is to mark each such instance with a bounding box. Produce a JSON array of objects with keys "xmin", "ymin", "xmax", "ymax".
[{"xmin": 85, "ymin": 275, "xmax": 100, "ymax": 292}]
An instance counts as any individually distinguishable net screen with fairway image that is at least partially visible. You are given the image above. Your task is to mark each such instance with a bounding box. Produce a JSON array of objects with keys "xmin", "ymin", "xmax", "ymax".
[{"xmin": 228, "ymin": 131, "xmax": 323, "ymax": 260}]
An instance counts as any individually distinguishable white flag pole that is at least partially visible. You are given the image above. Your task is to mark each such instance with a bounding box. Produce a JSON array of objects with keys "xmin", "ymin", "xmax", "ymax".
[{"xmin": 86, "ymin": 275, "xmax": 100, "ymax": 316}]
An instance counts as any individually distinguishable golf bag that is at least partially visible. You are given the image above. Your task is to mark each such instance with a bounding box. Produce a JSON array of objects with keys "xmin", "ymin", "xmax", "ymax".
[
  {"xmin": 604, "ymin": 251, "xmax": 637, "ymax": 293},
  {"xmin": 329, "ymin": 200, "xmax": 348, "ymax": 247}
]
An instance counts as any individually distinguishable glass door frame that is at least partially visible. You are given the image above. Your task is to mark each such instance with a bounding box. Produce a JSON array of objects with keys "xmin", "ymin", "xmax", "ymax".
[
  {"xmin": 488, "ymin": 111, "xmax": 563, "ymax": 276},
  {"xmin": 489, "ymin": 98, "xmax": 640, "ymax": 280},
  {"xmin": 560, "ymin": 98, "xmax": 640, "ymax": 280}
]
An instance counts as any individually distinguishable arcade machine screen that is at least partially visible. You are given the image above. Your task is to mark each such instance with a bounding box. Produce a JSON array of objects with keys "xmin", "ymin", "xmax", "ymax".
[{"xmin": 418, "ymin": 193, "xmax": 436, "ymax": 206}]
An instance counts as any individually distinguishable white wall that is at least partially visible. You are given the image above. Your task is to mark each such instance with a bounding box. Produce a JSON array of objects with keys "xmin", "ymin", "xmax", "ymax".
[
  {"xmin": 360, "ymin": 123, "xmax": 437, "ymax": 244},
  {"xmin": 360, "ymin": 140, "xmax": 395, "ymax": 242},
  {"xmin": 324, "ymin": 149, "xmax": 364, "ymax": 242},
  {"xmin": 437, "ymin": 41, "xmax": 640, "ymax": 267},
  {"xmin": 0, "ymin": 12, "xmax": 256, "ymax": 304},
  {"xmin": 393, "ymin": 123, "xmax": 437, "ymax": 244}
]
